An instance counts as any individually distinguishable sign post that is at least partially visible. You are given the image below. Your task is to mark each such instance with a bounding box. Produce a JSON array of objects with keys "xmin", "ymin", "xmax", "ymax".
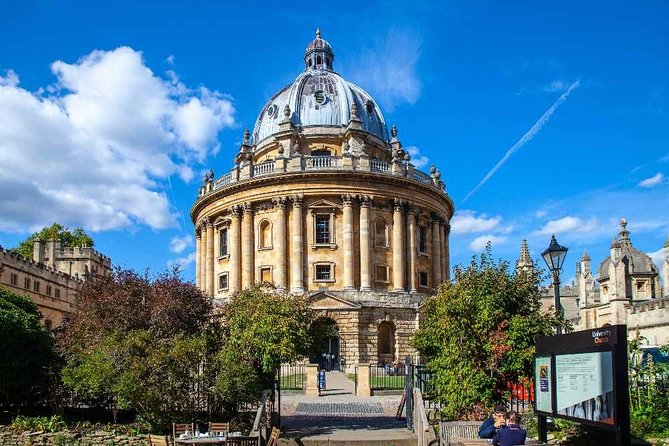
[{"xmin": 534, "ymin": 325, "xmax": 630, "ymax": 446}]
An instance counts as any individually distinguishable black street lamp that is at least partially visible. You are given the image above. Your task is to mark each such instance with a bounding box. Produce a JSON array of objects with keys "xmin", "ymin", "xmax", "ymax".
[{"xmin": 542, "ymin": 235, "xmax": 568, "ymax": 334}]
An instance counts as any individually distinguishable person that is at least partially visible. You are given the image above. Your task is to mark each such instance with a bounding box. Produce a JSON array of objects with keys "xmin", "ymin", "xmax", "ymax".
[
  {"xmin": 479, "ymin": 405, "xmax": 507, "ymax": 439},
  {"xmin": 492, "ymin": 411, "xmax": 526, "ymax": 446}
]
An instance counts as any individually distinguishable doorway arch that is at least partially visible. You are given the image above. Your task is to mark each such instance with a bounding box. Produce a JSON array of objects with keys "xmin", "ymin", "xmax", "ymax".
[
  {"xmin": 309, "ymin": 317, "xmax": 341, "ymax": 371},
  {"xmin": 377, "ymin": 321, "xmax": 396, "ymax": 364}
]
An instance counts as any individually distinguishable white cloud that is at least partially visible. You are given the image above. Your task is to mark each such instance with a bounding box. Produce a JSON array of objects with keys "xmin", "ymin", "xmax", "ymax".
[
  {"xmin": 451, "ymin": 210, "xmax": 501, "ymax": 234},
  {"xmin": 347, "ymin": 28, "xmax": 422, "ymax": 111},
  {"xmin": 535, "ymin": 216, "xmax": 599, "ymax": 236},
  {"xmin": 167, "ymin": 251, "xmax": 197, "ymax": 271},
  {"xmin": 0, "ymin": 46, "xmax": 235, "ymax": 232},
  {"xmin": 169, "ymin": 234, "xmax": 194, "ymax": 253},
  {"xmin": 469, "ymin": 234, "xmax": 508, "ymax": 252},
  {"xmin": 647, "ymin": 248, "xmax": 665, "ymax": 269},
  {"xmin": 638, "ymin": 173, "xmax": 664, "ymax": 188},
  {"xmin": 406, "ymin": 146, "xmax": 429, "ymax": 169},
  {"xmin": 543, "ymin": 80, "xmax": 569, "ymax": 93},
  {"xmin": 166, "ymin": 54, "xmax": 175, "ymax": 65},
  {"xmin": 535, "ymin": 210, "xmax": 548, "ymax": 218}
]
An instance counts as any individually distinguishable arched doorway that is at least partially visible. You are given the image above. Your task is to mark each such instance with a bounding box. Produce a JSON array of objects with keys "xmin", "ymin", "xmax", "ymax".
[
  {"xmin": 309, "ymin": 317, "xmax": 341, "ymax": 371},
  {"xmin": 377, "ymin": 321, "xmax": 396, "ymax": 365}
]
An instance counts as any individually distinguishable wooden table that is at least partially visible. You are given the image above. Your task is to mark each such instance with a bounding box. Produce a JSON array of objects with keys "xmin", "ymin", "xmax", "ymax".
[{"xmin": 174, "ymin": 438, "xmax": 226, "ymax": 445}]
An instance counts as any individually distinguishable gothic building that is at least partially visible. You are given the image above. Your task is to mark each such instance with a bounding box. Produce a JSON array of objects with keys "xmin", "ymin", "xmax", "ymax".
[
  {"xmin": 190, "ymin": 31, "xmax": 454, "ymax": 369},
  {"xmin": 521, "ymin": 220, "xmax": 669, "ymax": 345}
]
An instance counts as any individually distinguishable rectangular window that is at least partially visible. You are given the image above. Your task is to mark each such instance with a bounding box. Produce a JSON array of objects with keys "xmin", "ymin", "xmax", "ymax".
[
  {"xmin": 375, "ymin": 265, "xmax": 388, "ymax": 283},
  {"xmin": 24, "ymin": 277, "xmax": 31, "ymax": 289},
  {"xmin": 46, "ymin": 285, "xmax": 52, "ymax": 296},
  {"xmin": 44, "ymin": 319, "xmax": 53, "ymax": 331},
  {"xmin": 33, "ymin": 281, "xmax": 40, "ymax": 292},
  {"xmin": 315, "ymin": 264, "xmax": 332, "ymax": 281},
  {"xmin": 419, "ymin": 271, "xmax": 429, "ymax": 288},
  {"xmin": 315, "ymin": 215, "xmax": 330, "ymax": 244},
  {"xmin": 418, "ymin": 226, "xmax": 427, "ymax": 253},
  {"xmin": 218, "ymin": 273, "xmax": 229, "ymax": 291},
  {"xmin": 260, "ymin": 267, "xmax": 272, "ymax": 283},
  {"xmin": 10, "ymin": 273, "xmax": 18, "ymax": 286},
  {"xmin": 55, "ymin": 288, "xmax": 61, "ymax": 299},
  {"xmin": 219, "ymin": 228, "xmax": 228, "ymax": 257}
]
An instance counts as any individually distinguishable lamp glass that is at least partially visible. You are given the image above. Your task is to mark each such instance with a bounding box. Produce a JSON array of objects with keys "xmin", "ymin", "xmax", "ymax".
[{"xmin": 542, "ymin": 235, "xmax": 568, "ymax": 273}]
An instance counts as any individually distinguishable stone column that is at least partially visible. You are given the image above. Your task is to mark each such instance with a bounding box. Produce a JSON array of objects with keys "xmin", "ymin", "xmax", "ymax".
[
  {"xmin": 432, "ymin": 217, "xmax": 442, "ymax": 289},
  {"xmin": 408, "ymin": 208, "xmax": 417, "ymax": 293},
  {"xmin": 342, "ymin": 194, "xmax": 354, "ymax": 290},
  {"xmin": 195, "ymin": 231, "xmax": 201, "ymax": 288},
  {"xmin": 359, "ymin": 195, "xmax": 372, "ymax": 291},
  {"xmin": 230, "ymin": 206, "xmax": 242, "ymax": 292},
  {"xmin": 205, "ymin": 219, "xmax": 214, "ymax": 295},
  {"xmin": 392, "ymin": 199, "xmax": 405, "ymax": 292},
  {"xmin": 241, "ymin": 202, "xmax": 254, "ymax": 289},
  {"xmin": 272, "ymin": 197, "xmax": 287, "ymax": 289},
  {"xmin": 290, "ymin": 195, "xmax": 304, "ymax": 293},
  {"xmin": 442, "ymin": 222, "xmax": 450, "ymax": 282},
  {"xmin": 199, "ymin": 223, "xmax": 207, "ymax": 292}
]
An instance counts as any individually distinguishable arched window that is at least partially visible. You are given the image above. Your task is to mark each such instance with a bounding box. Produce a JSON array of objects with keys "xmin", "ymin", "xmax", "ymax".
[
  {"xmin": 311, "ymin": 149, "xmax": 331, "ymax": 157},
  {"xmin": 375, "ymin": 218, "xmax": 388, "ymax": 248},
  {"xmin": 377, "ymin": 321, "xmax": 395, "ymax": 359},
  {"xmin": 317, "ymin": 55, "xmax": 322, "ymax": 65},
  {"xmin": 258, "ymin": 220, "xmax": 272, "ymax": 249}
]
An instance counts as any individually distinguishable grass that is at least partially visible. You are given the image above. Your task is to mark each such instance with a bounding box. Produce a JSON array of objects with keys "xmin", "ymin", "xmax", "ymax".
[{"xmin": 370, "ymin": 373, "xmax": 405, "ymax": 390}]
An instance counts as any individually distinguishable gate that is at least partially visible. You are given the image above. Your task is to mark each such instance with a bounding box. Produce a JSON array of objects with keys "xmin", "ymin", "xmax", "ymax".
[{"xmin": 405, "ymin": 355, "xmax": 414, "ymax": 430}]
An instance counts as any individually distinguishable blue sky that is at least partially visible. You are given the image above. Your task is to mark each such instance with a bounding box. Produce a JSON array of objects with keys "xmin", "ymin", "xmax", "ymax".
[{"xmin": 1, "ymin": 0, "xmax": 668, "ymax": 285}]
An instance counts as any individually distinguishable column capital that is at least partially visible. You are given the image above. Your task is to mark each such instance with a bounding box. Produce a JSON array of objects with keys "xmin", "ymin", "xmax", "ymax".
[
  {"xmin": 341, "ymin": 193, "xmax": 353, "ymax": 206},
  {"xmin": 230, "ymin": 205, "xmax": 242, "ymax": 218},
  {"xmin": 393, "ymin": 198, "xmax": 405, "ymax": 212},
  {"xmin": 358, "ymin": 194, "xmax": 373, "ymax": 208},
  {"xmin": 242, "ymin": 202, "xmax": 253, "ymax": 215},
  {"xmin": 272, "ymin": 196, "xmax": 288, "ymax": 210},
  {"xmin": 291, "ymin": 195, "xmax": 304, "ymax": 207},
  {"xmin": 444, "ymin": 223, "xmax": 451, "ymax": 234},
  {"xmin": 201, "ymin": 217, "xmax": 212, "ymax": 228},
  {"xmin": 407, "ymin": 204, "xmax": 420, "ymax": 215}
]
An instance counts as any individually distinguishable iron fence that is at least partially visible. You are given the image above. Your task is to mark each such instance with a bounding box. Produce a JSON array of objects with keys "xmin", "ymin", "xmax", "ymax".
[
  {"xmin": 369, "ymin": 364, "xmax": 406, "ymax": 390},
  {"xmin": 279, "ymin": 363, "xmax": 305, "ymax": 391}
]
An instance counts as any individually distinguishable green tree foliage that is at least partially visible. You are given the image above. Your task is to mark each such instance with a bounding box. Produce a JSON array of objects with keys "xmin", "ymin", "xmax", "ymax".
[
  {"xmin": 0, "ymin": 287, "xmax": 55, "ymax": 406},
  {"xmin": 412, "ymin": 245, "xmax": 566, "ymax": 420},
  {"xmin": 60, "ymin": 269, "xmax": 215, "ymax": 431},
  {"xmin": 215, "ymin": 285, "xmax": 314, "ymax": 404},
  {"xmin": 11, "ymin": 223, "xmax": 94, "ymax": 259}
]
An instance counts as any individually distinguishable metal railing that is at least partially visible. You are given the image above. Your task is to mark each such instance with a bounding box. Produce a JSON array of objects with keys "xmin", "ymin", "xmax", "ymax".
[
  {"xmin": 370, "ymin": 364, "xmax": 406, "ymax": 390},
  {"xmin": 506, "ymin": 381, "xmax": 534, "ymax": 413},
  {"xmin": 279, "ymin": 363, "xmax": 305, "ymax": 391}
]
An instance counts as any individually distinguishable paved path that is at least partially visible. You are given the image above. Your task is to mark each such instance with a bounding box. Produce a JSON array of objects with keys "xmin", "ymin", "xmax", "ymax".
[{"xmin": 280, "ymin": 372, "xmax": 415, "ymax": 444}]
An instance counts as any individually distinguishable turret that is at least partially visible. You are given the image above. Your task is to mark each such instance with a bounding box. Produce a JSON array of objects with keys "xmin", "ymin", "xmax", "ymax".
[{"xmin": 515, "ymin": 239, "xmax": 533, "ymax": 273}]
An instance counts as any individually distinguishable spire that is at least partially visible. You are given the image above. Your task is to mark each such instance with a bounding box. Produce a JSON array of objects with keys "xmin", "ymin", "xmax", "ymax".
[
  {"xmin": 582, "ymin": 250, "xmax": 591, "ymax": 262},
  {"xmin": 618, "ymin": 217, "xmax": 631, "ymax": 244},
  {"xmin": 304, "ymin": 29, "xmax": 334, "ymax": 70},
  {"xmin": 516, "ymin": 239, "xmax": 533, "ymax": 272}
]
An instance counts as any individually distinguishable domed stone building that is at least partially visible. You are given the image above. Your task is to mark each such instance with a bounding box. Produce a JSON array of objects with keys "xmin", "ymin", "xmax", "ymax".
[{"xmin": 191, "ymin": 31, "xmax": 454, "ymax": 369}]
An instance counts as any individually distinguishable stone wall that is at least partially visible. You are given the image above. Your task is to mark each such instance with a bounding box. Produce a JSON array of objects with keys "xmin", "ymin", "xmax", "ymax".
[{"xmin": 0, "ymin": 429, "xmax": 147, "ymax": 446}]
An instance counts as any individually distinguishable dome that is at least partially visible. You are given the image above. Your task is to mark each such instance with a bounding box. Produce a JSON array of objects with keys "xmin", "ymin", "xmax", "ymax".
[
  {"xmin": 597, "ymin": 219, "xmax": 658, "ymax": 279},
  {"xmin": 252, "ymin": 30, "xmax": 389, "ymax": 144}
]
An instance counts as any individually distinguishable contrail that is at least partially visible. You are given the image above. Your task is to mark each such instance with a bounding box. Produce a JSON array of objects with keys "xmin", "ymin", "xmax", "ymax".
[{"xmin": 463, "ymin": 80, "xmax": 580, "ymax": 202}]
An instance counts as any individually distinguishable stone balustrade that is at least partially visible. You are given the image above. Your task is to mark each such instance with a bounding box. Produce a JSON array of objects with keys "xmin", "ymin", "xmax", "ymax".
[{"xmin": 206, "ymin": 156, "xmax": 445, "ymax": 197}]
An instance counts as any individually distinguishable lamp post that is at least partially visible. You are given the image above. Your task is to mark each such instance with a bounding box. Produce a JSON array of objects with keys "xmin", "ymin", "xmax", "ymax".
[{"xmin": 542, "ymin": 235, "xmax": 568, "ymax": 334}]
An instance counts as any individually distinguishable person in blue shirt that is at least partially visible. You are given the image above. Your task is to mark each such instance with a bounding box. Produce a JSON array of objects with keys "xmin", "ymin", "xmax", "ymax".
[
  {"xmin": 493, "ymin": 411, "xmax": 527, "ymax": 446},
  {"xmin": 479, "ymin": 405, "xmax": 507, "ymax": 438}
]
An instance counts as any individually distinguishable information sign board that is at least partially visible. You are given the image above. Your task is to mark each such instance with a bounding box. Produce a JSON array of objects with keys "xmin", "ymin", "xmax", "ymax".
[{"xmin": 534, "ymin": 356, "xmax": 553, "ymax": 413}]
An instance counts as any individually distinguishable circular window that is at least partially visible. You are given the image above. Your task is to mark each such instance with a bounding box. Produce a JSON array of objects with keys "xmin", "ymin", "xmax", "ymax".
[
  {"xmin": 365, "ymin": 100, "xmax": 374, "ymax": 114},
  {"xmin": 266, "ymin": 104, "xmax": 278, "ymax": 118},
  {"xmin": 314, "ymin": 90, "xmax": 326, "ymax": 105}
]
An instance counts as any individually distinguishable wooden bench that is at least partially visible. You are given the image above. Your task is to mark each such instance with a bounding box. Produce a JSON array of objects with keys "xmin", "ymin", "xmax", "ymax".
[{"xmin": 440, "ymin": 421, "xmax": 482, "ymax": 445}]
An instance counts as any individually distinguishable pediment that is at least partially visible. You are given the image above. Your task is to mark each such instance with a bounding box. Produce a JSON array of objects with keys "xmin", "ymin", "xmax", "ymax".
[
  {"xmin": 309, "ymin": 292, "xmax": 361, "ymax": 311},
  {"xmin": 308, "ymin": 198, "xmax": 341, "ymax": 210}
]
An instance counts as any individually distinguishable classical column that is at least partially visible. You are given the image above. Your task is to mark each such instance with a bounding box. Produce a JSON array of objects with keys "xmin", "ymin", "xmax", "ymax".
[
  {"xmin": 230, "ymin": 205, "xmax": 242, "ymax": 292},
  {"xmin": 205, "ymin": 219, "xmax": 215, "ymax": 295},
  {"xmin": 444, "ymin": 223, "xmax": 451, "ymax": 281},
  {"xmin": 440, "ymin": 221, "xmax": 448, "ymax": 282},
  {"xmin": 408, "ymin": 207, "xmax": 418, "ymax": 293},
  {"xmin": 432, "ymin": 217, "xmax": 442, "ymax": 289},
  {"xmin": 272, "ymin": 197, "xmax": 287, "ymax": 289},
  {"xmin": 342, "ymin": 194, "xmax": 355, "ymax": 290},
  {"xmin": 359, "ymin": 195, "xmax": 372, "ymax": 291},
  {"xmin": 199, "ymin": 223, "xmax": 207, "ymax": 292},
  {"xmin": 195, "ymin": 231, "xmax": 201, "ymax": 288},
  {"xmin": 241, "ymin": 202, "xmax": 254, "ymax": 289},
  {"xmin": 392, "ymin": 199, "xmax": 405, "ymax": 292},
  {"xmin": 290, "ymin": 195, "xmax": 304, "ymax": 293}
]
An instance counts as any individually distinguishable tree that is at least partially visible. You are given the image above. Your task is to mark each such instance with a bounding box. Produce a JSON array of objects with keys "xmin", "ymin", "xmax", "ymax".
[
  {"xmin": 60, "ymin": 268, "xmax": 215, "ymax": 431},
  {"xmin": 0, "ymin": 287, "xmax": 55, "ymax": 407},
  {"xmin": 215, "ymin": 285, "xmax": 314, "ymax": 405},
  {"xmin": 412, "ymin": 245, "xmax": 566, "ymax": 420},
  {"xmin": 11, "ymin": 223, "xmax": 94, "ymax": 259}
]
